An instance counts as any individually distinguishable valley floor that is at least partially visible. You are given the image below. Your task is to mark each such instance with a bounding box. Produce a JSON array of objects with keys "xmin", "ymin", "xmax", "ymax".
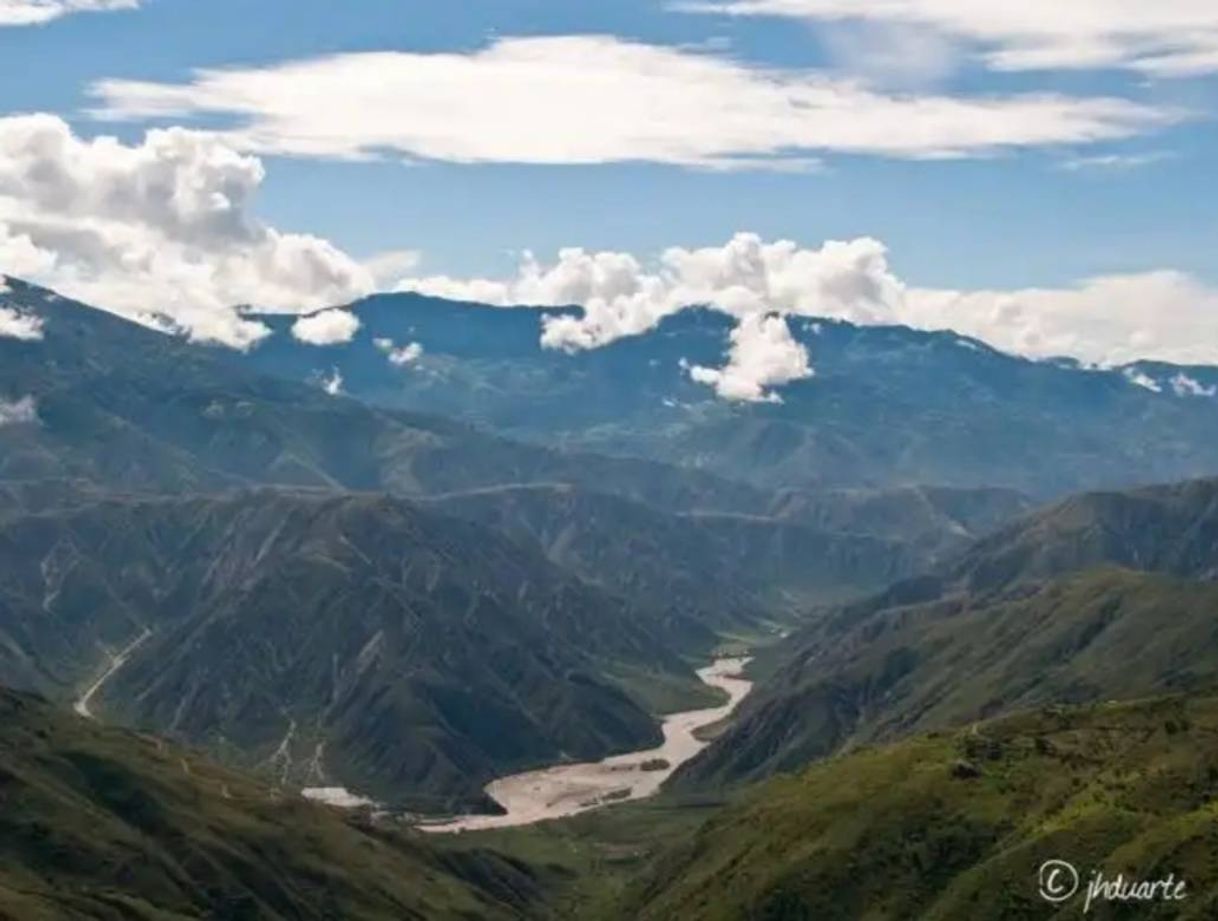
[{"xmin": 422, "ymin": 657, "xmax": 752, "ymax": 832}]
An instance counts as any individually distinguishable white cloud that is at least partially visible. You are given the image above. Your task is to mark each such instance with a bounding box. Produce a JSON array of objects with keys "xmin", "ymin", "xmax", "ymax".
[
  {"xmin": 392, "ymin": 235, "xmax": 1218, "ymax": 401},
  {"xmin": 0, "ymin": 395, "xmax": 38, "ymax": 426},
  {"xmin": 687, "ymin": 313, "xmax": 813, "ymax": 401},
  {"xmin": 402, "ymin": 234, "xmax": 904, "ymax": 352},
  {"xmin": 363, "ymin": 249, "xmax": 421, "ymax": 288},
  {"xmin": 90, "ymin": 36, "xmax": 1173, "ymax": 168},
  {"xmin": 291, "ymin": 308, "xmax": 361, "ymax": 346},
  {"xmin": 1171, "ymin": 373, "xmax": 1217, "ymax": 398},
  {"xmin": 399, "ymin": 233, "xmax": 892, "ymax": 400},
  {"xmin": 0, "ymin": 114, "xmax": 373, "ymax": 349},
  {"xmin": 677, "ymin": 1, "xmax": 1218, "ymax": 76},
  {"xmin": 373, "ymin": 337, "xmax": 423, "ymax": 366},
  {"xmin": 1123, "ymin": 368, "xmax": 1163, "ymax": 392},
  {"xmin": 318, "ymin": 367, "xmax": 343, "ymax": 396},
  {"xmin": 0, "ymin": 305, "xmax": 44, "ymax": 340},
  {"xmin": 0, "ymin": 0, "xmax": 136, "ymax": 27},
  {"xmin": 904, "ymin": 271, "xmax": 1218, "ymax": 367}
]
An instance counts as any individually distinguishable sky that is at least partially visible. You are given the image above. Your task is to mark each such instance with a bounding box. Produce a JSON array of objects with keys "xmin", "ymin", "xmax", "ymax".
[{"xmin": 1, "ymin": 0, "xmax": 1217, "ymax": 398}]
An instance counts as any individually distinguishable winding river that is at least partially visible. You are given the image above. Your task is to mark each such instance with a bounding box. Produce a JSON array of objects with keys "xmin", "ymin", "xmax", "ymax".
[{"xmin": 419, "ymin": 656, "xmax": 752, "ymax": 833}]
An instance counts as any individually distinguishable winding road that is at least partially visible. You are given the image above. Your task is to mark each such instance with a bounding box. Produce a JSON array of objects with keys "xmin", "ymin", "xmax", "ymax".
[{"xmin": 74, "ymin": 629, "xmax": 152, "ymax": 719}]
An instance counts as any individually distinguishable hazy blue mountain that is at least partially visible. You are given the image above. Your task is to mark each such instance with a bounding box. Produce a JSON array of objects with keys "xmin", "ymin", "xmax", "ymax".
[
  {"xmin": 242, "ymin": 292, "xmax": 1218, "ymax": 497},
  {"xmin": 0, "ymin": 278, "xmax": 1027, "ymax": 604},
  {"xmin": 0, "ymin": 279, "xmax": 761, "ymax": 512}
]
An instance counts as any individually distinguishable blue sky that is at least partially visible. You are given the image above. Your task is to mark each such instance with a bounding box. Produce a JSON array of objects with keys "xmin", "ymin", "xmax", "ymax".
[{"xmin": 1, "ymin": 0, "xmax": 1217, "ymax": 386}]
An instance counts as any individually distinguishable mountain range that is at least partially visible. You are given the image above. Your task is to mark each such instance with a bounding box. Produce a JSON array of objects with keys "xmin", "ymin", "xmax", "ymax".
[
  {"xmin": 8, "ymin": 274, "xmax": 1218, "ymax": 916},
  {"xmin": 245, "ymin": 292, "xmax": 1218, "ymax": 497}
]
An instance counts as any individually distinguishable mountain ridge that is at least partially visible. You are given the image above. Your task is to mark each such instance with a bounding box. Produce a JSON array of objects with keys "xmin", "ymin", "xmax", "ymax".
[{"xmin": 676, "ymin": 476, "xmax": 1218, "ymax": 790}]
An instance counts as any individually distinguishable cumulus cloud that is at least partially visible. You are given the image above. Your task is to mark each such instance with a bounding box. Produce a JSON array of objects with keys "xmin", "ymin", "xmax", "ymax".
[
  {"xmin": 401, "ymin": 234, "xmax": 897, "ymax": 399},
  {"xmin": 0, "ymin": 114, "xmax": 373, "ymax": 349},
  {"xmin": 291, "ymin": 308, "xmax": 361, "ymax": 346},
  {"xmin": 403, "ymin": 234, "xmax": 903, "ymax": 349},
  {"xmin": 677, "ymin": 0, "xmax": 1218, "ymax": 77},
  {"xmin": 373, "ymin": 337, "xmax": 424, "ymax": 366},
  {"xmin": 0, "ymin": 0, "xmax": 136, "ymax": 27},
  {"xmin": 391, "ymin": 234, "xmax": 1218, "ymax": 399},
  {"xmin": 0, "ymin": 395, "xmax": 38, "ymax": 426},
  {"xmin": 90, "ymin": 36, "xmax": 1173, "ymax": 169},
  {"xmin": 687, "ymin": 313, "xmax": 812, "ymax": 401}
]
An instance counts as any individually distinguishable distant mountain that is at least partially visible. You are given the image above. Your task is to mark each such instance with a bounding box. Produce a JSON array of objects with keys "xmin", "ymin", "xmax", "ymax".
[
  {"xmin": 244, "ymin": 292, "xmax": 1218, "ymax": 497},
  {"xmin": 0, "ymin": 686, "xmax": 545, "ymax": 920},
  {"xmin": 677, "ymin": 476, "xmax": 1218, "ymax": 789},
  {"xmin": 0, "ymin": 278, "xmax": 1024, "ymax": 606},
  {"xmin": 0, "ymin": 278, "xmax": 762, "ymax": 512},
  {"xmin": 630, "ymin": 694, "xmax": 1218, "ymax": 919},
  {"xmin": 0, "ymin": 490, "xmax": 715, "ymax": 813}
]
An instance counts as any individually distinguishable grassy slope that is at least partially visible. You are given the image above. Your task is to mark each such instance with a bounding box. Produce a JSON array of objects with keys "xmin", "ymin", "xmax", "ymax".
[
  {"xmin": 679, "ymin": 568, "xmax": 1218, "ymax": 790},
  {"xmin": 0, "ymin": 687, "xmax": 551, "ymax": 921},
  {"xmin": 628, "ymin": 695, "xmax": 1218, "ymax": 920},
  {"xmin": 434, "ymin": 798, "xmax": 726, "ymax": 920}
]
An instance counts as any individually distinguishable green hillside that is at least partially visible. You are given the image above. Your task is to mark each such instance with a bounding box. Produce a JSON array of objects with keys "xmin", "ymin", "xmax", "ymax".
[
  {"xmin": 680, "ymin": 477, "xmax": 1218, "ymax": 789},
  {"xmin": 0, "ymin": 686, "xmax": 547, "ymax": 921},
  {"xmin": 630, "ymin": 695, "xmax": 1218, "ymax": 919}
]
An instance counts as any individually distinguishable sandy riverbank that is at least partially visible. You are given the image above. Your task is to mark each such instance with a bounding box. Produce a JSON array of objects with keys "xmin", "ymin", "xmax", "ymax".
[{"xmin": 420, "ymin": 656, "xmax": 752, "ymax": 833}]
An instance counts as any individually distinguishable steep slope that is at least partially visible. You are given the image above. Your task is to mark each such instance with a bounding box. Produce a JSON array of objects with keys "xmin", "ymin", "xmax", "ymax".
[
  {"xmin": 764, "ymin": 484, "xmax": 1033, "ymax": 560},
  {"xmin": 0, "ymin": 686, "xmax": 548, "ymax": 921},
  {"xmin": 678, "ymin": 477, "xmax": 1218, "ymax": 789},
  {"xmin": 0, "ymin": 490, "xmax": 710, "ymax": 813},
  {"xmin": 244, "ymin": 292, "xmax": 1218, "ymax": 496},
  {"xmin": 629, "ymin": 695, "xmax": 1218, "ymax": 920},
  {"xmin": 679, "ymin": 569, "xmax": 1218, "ymax": 789},
  {"xmin": 941, "ymin": 476, "xmax": 1218, "ymax": 593},
  {"xmin": 427, "ymin": 484, "xmax": 922, "ymax": 621}
]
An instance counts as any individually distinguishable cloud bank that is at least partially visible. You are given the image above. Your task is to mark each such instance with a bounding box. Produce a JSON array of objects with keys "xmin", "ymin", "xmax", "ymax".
[
  {"xmin": 91, "ymin": 36, "xmax": 1174, "ymax": 169},
  {"xmin": 0, "ymin": 114, "xmax": 373, "ymax": 349},
  {"xmin": 291, "ymin": 308, "xmax": 361, "ymax": 346},
  {"xmin": 395, "ymin": 234, "xmax": 1218, "ymax": 400}
]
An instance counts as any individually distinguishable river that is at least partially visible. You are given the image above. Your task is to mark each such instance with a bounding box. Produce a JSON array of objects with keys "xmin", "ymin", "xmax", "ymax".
[{"xmin": 418, "ymin": 656, "xmax": 752, "ymax": 833}]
